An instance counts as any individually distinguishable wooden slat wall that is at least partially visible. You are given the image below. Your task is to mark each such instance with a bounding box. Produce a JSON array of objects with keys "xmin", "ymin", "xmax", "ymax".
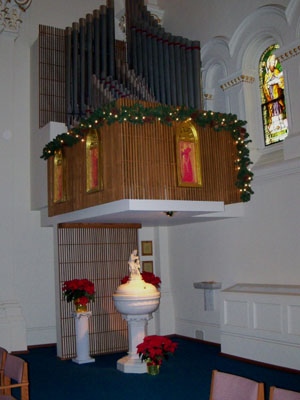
[
  {"xmin": 48, "ymin": 99, "xmax": 240, "ymax": 216},
  {"xmin": 120, "ymin": 99, "xmax": 239, "ymax": 204},
  {"xmin": 39, "ymin": 25, "xmax": 65, "ymax": 128},
  {"xmin": 58, "ymin": 223, "xmax": 140, "ymax": 359}
]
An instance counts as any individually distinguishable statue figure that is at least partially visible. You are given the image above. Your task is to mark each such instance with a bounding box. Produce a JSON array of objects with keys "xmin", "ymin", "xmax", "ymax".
[{"xmin": 128, "ymin": 249, "xmax": 141, "ymax": 279}]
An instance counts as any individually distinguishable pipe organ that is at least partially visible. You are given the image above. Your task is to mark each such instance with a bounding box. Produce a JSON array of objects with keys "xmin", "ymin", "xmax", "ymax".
[{"xmin": 64, "ymin": 0, "xmax": 202, "ymax": 127}]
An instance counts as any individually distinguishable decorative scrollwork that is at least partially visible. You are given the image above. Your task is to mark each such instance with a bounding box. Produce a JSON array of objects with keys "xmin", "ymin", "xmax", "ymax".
[{"xmin": 0, "ymin": 0, "xmax": 32, "ymax": 35}]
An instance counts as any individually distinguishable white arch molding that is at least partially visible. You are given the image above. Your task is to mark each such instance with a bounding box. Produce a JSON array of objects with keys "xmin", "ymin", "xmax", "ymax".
[{"xmin": 202, "ymin": 3, "xmax": 300, "ymax": 166}]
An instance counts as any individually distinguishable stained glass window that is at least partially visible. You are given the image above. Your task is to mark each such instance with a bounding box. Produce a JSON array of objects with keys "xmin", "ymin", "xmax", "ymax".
[{"xmin": 259, "ymin": 44, "xmax": 288, "ymax": 146}]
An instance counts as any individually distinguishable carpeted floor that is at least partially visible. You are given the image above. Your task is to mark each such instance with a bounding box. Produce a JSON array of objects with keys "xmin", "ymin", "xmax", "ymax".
[{"xmin": 18, "ymin": 337, "xmax": 300, "ymax": 400}]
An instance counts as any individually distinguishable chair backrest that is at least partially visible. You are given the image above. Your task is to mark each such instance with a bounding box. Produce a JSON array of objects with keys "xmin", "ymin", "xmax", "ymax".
[
  {"xmin": 2, "ymin": 354, "xmax": 29, "ymax": 400},
  {"xmin": 209, "ymin": 370, "xmax": 265, "ymax": 400},
  {"xmin": 0, "ymin": 347, "xmax": 7, "ymax": 385},
  {"xmin": 0, "ymin": 348, "xmax": 7, "ymax": 366},
  {"xmin": 270, "ymin": 386, "xmax": 300, "ymax": 400},
  {"xmin": 4, "ymin": 354, "xmax": 25, "ymax": 383}
]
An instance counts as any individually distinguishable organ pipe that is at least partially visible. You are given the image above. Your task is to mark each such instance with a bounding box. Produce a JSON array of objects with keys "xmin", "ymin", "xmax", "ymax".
[{"xmin": 65, "ymin": 0, "xmax": 202, "ymax": 124}]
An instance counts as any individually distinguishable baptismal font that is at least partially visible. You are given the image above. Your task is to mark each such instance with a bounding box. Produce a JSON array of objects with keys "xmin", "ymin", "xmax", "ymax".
[{"xmin": 113, "ymin": 250, "xmax": 161, "ymax": 373}]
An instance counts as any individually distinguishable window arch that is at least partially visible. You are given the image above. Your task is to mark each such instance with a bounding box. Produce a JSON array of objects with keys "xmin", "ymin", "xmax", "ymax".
[{"xmin": 259, "ymin": 44, "xmax": 288, "ymax": 146}]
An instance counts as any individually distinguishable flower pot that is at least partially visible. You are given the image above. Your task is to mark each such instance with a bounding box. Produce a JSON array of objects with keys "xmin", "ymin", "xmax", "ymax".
[
  {"xmin": 74, "ymin": 300, "xmax": 87, "ymax": 313},
  {"xmin": 147, "ymin": 362, "xmax": 160, "ymax": 375}
]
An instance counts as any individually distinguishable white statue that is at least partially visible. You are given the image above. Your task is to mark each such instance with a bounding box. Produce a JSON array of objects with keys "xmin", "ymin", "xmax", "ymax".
[{"xmin": 128, "ymin": 249, "xmax": 141, "ymax": 279}]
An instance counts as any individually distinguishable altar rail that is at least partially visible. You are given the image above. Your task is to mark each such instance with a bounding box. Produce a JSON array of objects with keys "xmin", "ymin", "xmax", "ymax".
[{"xmin": 48, "ymin": 99, "xmax": 240, "ymax": 217}]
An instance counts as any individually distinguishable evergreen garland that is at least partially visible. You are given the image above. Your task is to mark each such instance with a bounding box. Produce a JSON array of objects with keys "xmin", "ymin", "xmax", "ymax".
[{"xmin": 41, "ymin": 102, "xmax": 254, "ymax": 202}]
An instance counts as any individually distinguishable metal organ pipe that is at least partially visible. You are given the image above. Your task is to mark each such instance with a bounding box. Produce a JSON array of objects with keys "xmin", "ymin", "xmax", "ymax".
[
  {"xmin": 64, "ymin": 0, "xmax": 202, "ymax": 125},
  {"xmin": 65, "ymin": 26, "xmax": 72, "ymax": 127},
  {"xmin": 79, "ymin": 18, "xmax": 86, "ymax": 117},
  {"xmin": 107, "ymin": 0, "xmax": 115, "ymax": 79},
  {"xmin": 100, "ymin": 5, "xmax": 107, "ymax": 80},
  {"xmin": 192, "ymin": 40, "xmax": 201, "ymax": 109},
  {"xmin": 93, "ymin": 10, "xmax": 100, "ymax": 79}
]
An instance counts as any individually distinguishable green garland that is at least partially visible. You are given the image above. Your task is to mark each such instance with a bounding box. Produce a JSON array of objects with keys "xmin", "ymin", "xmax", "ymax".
[{"xmin": 41, "ymin": 102, "xmax": 254, "ymax": 202}]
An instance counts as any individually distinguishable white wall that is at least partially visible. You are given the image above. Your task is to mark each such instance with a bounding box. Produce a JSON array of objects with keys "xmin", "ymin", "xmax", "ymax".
[
  {"xmin": 168, "ymin": 172, "xmax": 300, "ymax": 341},
  {"xmin": 159, "ymin": 0, "xmax": 290, "ymax": 45}
]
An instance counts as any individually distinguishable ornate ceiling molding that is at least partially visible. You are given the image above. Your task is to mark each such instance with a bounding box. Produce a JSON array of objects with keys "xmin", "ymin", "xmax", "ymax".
[
  {"xmin": 220, "ymin": 74, "xmax": 255, "ymax": 91},
  {"xmin": 0, "ymin": 0, "xmax": 31, "ymax": 35},
  {"xmin": 276, "ymin": 43, "xmax": 300, "ymax": 63}
]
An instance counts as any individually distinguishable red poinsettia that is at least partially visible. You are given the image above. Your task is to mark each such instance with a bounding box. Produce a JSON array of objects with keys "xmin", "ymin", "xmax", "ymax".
[
  {"xmin": 137, "ymin": 335, "xmax": 178, "ymax": 366},
  {"xmin": 121, "ymin": 271, "xmax": 161, "ymax": 288},
  {"xmin": 62, "ymin": 279, "xmax": 95, "ymax": 304}
]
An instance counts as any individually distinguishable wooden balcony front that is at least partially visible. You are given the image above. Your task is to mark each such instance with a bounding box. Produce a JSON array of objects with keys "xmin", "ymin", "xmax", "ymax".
[{"xmin": 47, "ymin": 100, "xmax": 248, "ymax": 218}]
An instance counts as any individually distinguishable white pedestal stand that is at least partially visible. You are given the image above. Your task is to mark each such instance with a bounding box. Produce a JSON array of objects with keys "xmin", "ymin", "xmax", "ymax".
[
  {"xmin": 72, "ymin": 311, "xmax": 95, "ymax": 364},
  {"xmin": 117, "ymin": 313, "xmax": 152, "ymax": 374}
]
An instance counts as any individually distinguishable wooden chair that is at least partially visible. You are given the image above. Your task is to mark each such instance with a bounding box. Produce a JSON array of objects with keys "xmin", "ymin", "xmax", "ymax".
[
  {"xmin": 0, "ymin": 354, "xmax": 29, "ymax": 400},
  {"xmin": 269, "ymin": 386, "xmax": 300, "ymax": 400},
  {"xmin": 0, "ymin": 348, "xmax": 7, "ymax": 386},
  {"xmin": 209, "ymin": 369, "xmax": 265, "ymax": 400}
]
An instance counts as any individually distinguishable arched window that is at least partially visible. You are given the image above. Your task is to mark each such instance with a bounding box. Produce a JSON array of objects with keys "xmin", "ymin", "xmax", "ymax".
[{"xmin": 259, "ymin": 44, "xmax": 288, "ymax": 146}]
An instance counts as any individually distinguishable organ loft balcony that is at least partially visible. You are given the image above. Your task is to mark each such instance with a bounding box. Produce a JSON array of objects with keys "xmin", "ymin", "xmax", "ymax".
[{"xmin": 30, "ymin": 1, "xmax": 252, "ymax": 227}]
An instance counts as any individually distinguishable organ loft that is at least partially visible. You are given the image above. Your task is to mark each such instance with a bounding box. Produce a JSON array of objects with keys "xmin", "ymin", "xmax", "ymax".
[{"xmin": 36, "ymin": 0, "xmax": 253, "ymax": 220}]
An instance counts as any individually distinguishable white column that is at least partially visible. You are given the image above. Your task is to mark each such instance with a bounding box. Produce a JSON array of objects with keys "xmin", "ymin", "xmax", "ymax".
[
  {"xmin": 117, "ymin": 314, "xmax": 152, "ymax": 373},
  {"xmin": 72, "ymin": 311, "xmax": 95, "ymax": 364}
]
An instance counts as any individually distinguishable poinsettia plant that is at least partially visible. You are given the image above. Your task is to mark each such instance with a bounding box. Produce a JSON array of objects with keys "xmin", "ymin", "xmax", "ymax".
[
  {"xmin": 62, "ymin": 279, "xmax": 95, "ymax": 306},
  {"xmin": 137, "ymin": 335, "xmax": 178, "ymax": 366},
  {"xmin": 121, "ymin": 271, "xmax": 161, "ymax": 288}
]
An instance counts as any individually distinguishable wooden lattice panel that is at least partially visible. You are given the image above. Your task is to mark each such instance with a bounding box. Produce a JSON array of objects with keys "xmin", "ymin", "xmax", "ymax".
[
  {"xmin": 39, "ymin": 25, "xmax": 65, "ymax": 128},
  {"xmin": 57, "ymin": 223, "xmax": 140, "ymax": 359}
]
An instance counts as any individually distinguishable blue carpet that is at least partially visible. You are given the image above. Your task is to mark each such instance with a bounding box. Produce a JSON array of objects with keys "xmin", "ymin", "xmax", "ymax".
[{"xmin": 19, "ymin": 337, "xmax": 300, "ymax": 400}]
